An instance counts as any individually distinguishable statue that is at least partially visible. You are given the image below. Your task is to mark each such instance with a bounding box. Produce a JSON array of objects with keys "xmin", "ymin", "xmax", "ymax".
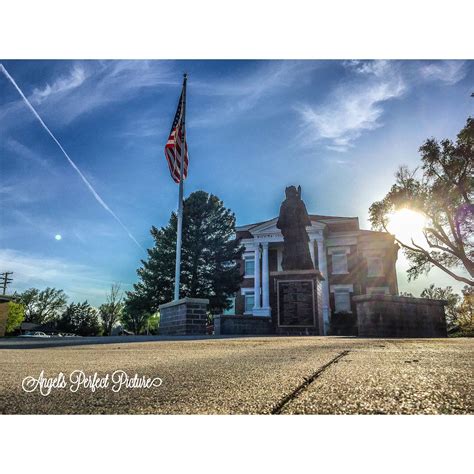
[{"xmin": 276, "ymin": 185, "xmax": 314, "ymax": 271}]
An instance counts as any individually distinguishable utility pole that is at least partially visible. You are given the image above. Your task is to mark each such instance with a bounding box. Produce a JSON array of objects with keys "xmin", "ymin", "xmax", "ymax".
[{"xmin": 0, "ymin": 272, "xmax": 13, "ymax": 295}]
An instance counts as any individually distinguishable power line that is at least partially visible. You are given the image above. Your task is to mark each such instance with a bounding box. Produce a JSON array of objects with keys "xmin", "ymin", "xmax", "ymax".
[{"xmin": 0, "ymin": 272, "xmax": 13, "ymax": 295}]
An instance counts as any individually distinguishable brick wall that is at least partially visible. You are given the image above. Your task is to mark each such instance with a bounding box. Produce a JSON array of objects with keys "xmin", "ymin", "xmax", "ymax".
[
  {"xmin": 159, "ymin": 298, "xmax": 209, "ymax": 336},
  {"xmin": 0, "ymin": 301, "xmax": 8, "ymax": 337},
  {"xmin": 354, "ymin": 294, "xmax": 447, "ymax": 338},
  {"xmin": 214, "ymin": 315, "xmax": 273, "ymax": 336}
]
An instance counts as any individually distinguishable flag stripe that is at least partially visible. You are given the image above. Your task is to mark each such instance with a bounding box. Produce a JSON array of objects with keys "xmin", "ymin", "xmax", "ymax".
[{"xmin": 164, "ymin": 86, "xmax": 189, "ymax": 183}]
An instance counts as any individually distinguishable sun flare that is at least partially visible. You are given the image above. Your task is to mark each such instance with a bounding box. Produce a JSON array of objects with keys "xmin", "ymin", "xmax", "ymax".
[{"xmin": 387, "ymin": 208, "xmax": 427, "ymax": 244}]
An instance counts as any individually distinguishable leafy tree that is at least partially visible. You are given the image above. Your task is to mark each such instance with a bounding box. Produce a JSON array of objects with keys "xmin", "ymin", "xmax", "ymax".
[
  {"xmin": 18, "ymin": 287, "xmax": 68, "ymax": 323},
  {"xmin": 99, "ymin": 283, "xmax": 124, "ymax": 336},
  {"xmin": 6, "ymin": 302, "xmax": 25, "ymax": 334},
  {"xmin": 57, "ymin": 301, "xmax": 102, "ymax": 337},
  {"xmin": 420, "ymin": 284, "xmax": 461, "ymax": 327},
  {"xmin": 147, "ymin": 313, "xmax": 160, "ymax": 335},
  {"xmin": 120, "ymin": 308, "xmax": 153, "ymax": 335},
  {"xmin": 456, "ymin": 286, "xmax": 473, "ymax": 332},
  {"xmin": 419, "ymin": 284, "xmax": 474, "ymax": 334},
  {"xmin": 126, "ymin": 190, "xmax": 242, "ymax": 315},
  {"xmin": 369, "ymin": 117, "xmax": 473, "ymax": 286}
]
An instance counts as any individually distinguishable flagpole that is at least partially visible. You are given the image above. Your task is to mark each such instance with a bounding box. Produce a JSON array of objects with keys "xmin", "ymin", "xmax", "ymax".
[{"xmin": 174, "ymin": 73, "xmax": 187, "ymax": 301}]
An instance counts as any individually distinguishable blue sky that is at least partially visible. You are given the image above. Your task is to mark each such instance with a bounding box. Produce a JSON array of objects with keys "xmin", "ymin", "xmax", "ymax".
[{"xmin": 0, "ymin": 60, "xmax": 472, "ymax": 305}]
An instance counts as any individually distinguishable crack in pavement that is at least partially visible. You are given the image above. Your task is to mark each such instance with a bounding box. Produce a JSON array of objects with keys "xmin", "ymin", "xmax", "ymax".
[{"xmin": 271, "ymin": 350, "xmax": 350, "ymax": 414}]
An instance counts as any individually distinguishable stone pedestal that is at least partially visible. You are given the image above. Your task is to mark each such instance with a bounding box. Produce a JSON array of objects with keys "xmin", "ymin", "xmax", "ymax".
[
  {"xmin": 159, "ymin": 297, "xmax": 209, "ymax": 336},
  {"xmin": 214, "ymin": 315, "xmax": 273, "ymax": 336},
  {"xmin": 272, "ymin": 270, "xmax": 324, "ymax": 335},
  {"xmin": 354, "ymin": 294, "xmax": 447, "ymax": 338}
]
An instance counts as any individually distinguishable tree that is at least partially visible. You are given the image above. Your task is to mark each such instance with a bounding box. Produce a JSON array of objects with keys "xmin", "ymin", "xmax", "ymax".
[
  {"xmin": 57, "ymin": 301, "xmax": 102, "ymax": 337},
  {"xmin": 419, "ymin": 284, "xmax": 474, "ymax": 334},
  {"xmin": 369, "ymin": 117, "xmax": 473, "ymax": 286},
  {"xmin": 147, "ymin": 313, "xmax": 160, "ymax": 335},
  {"xmin": 456, "ymin": 286, "xmax": 473, "ymax": 333},
  {"xmin": 125, "ymin": 190, "xmax": 243, "ymax": 315},
  {"xmin": 99, "ymin": 284, "xmax": 124, "ymax": 336},
  {"xmin": 5, "ymin": 302, "xmax": 25, "ymax": 334},
  {"xmin": 120, "ymin": 308, "xmax": 153, "ymax": 335},
  {"xmin": 420, "ymin": 284, "xmax": 460, "ymax": 327},
  {"xmin": 18, "ymin": 287, "xmax": 68, "ymax": 323}
]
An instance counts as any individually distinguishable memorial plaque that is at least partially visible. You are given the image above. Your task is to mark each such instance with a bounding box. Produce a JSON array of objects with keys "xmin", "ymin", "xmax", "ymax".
[{"xmin": 277, "ymin": 280, "xmax": 315, "ymax": 327}]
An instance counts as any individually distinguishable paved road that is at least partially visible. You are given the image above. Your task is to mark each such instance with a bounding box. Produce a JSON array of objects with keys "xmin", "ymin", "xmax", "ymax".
[
  {"xmin": 0, "ymin": 334, "xmax": 213, "ymax": 350},
  {"xmin": 0, "ymin": 336, "xmax": 472, "ymax": 414}
]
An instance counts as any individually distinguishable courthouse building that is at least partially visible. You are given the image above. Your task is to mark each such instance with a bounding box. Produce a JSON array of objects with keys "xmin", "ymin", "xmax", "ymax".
[{"xmin": 230, "ymin": 213, "xmax": 399, "ymax": 335}]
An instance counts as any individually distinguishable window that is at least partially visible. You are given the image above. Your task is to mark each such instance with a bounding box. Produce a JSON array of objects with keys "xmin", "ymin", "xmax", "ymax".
[
  {"xmin": 244, "ymin": 293, "xmax": 255, "ymax": 313},
  {"xmin": 334, "ymin": 290, "xmax": 351, "ymax": 313},
  {"xmin": 367, "ymin": 256, "xmax": 383, "ymax": 277},
  {"xmin": 331, "ymin": 251, "xmax": 348, "ymax": 274},
  {"xmin": 244, "ymin": 257, "xmax": 255, "ymax": 277}
]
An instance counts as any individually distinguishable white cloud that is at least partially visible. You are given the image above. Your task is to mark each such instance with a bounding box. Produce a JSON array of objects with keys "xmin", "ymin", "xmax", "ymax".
[
  {"xmin": 0, "ymin": 249, "xmax": 132, "ymax": 305},
  {"xmin": 30, "ymin": 65, "xmax": 87, "ymax": 104},
  {"xmin": 0, "ymin": 60, "xmax": 177, "ymax": 129},
  {"xmin": 3, "ymin": 138, "xmax": 57, "ymax": 172},
  {"xmin": 0, "ymin": 249, "xmax": 91, "ymax": 287},
  {"xmin": 0, "ymin": 183, "xmax": 39, "ymax": 205},
  {"xmin": 418, "ymin": 60, "xmax": 467, "ymax": 85},
  {"xmin": 115, "ymin": 115, "xmax": 166, "ymax": 139},
  {"xmin": 40, "ymin": 61, "xmax": 177, "ymax": 125},
  {"xmin": 190, "ymin": 61, "xmax": 320, "ymax": 126},
  {"xmin": 296, "ymin": 60, "xmax": 468, "ymax": 153},
  {"xmin": 296, "ymin": 61, "xmax": 406, "ymax": 152},
  {"xmin": 345, "ymin": 59, "xmax": 393, "ymax": 78}
]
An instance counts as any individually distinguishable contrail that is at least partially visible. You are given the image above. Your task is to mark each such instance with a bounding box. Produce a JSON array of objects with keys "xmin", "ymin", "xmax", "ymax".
[{"xmin": 0, "ymin": 63, "xmax": 145, "ymax": 252}]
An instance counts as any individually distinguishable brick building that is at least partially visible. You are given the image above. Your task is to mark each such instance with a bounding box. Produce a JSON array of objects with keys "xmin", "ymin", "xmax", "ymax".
[{"xmin": 229, "ymin": 214, "xmax": 399, "ymax": 336}]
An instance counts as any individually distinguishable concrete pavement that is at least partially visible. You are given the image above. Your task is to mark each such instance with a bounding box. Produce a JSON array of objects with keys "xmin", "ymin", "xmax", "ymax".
[{"xmin": 0, "ymin": 336, "xmax": 472, "ymax": 414}]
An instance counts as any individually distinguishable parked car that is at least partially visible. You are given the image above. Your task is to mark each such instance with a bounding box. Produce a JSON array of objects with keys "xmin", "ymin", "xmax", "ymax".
[
  {"xmin": 62, "ymin": 333, "xmax": 81, "ymax": 338},
  {"xmin": 18, "ymin": 331, "xmax": 51, "ymax": 338}
]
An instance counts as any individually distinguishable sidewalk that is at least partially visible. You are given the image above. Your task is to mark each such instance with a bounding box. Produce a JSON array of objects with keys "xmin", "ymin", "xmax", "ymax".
[{"xmin": 0, "ymin": 336, "xmax": 472, "ymax": 414}]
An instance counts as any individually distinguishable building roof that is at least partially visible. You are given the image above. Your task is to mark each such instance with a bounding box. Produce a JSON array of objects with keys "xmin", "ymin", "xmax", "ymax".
[
  {"xmin": 0, "ymin": 295, "xmax": 15, "ymax": 303},
  {"xmin": 236, "ymin": 214, "xmax": 359, "ymax": 232},
  {"xmin": 357, "ymin": 229, "xmax": 393, "ymax": 237},
  {"xmin": 21, "ymin": 322, "xmax": 40, "ymax": 331},
  {"xmin": 20, "ymin": 322, "xmax": 58, "ymax": 332}
]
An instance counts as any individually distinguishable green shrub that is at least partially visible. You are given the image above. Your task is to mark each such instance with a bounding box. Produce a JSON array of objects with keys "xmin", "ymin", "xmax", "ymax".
[{"xmin": 6, "ymin": 302, "xmax": 25, "ymax": 334}]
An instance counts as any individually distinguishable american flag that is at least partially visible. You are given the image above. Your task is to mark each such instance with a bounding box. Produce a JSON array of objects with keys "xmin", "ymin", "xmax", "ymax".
[{"xmin": 164, "ymin": 84, "xmax": 188, "ymax": 183}]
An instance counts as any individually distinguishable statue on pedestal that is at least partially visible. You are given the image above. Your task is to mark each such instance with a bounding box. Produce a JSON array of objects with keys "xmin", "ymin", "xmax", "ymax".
[{"xmin": 276, "ymin": 185, "xmax": 314, "ymax": 271}]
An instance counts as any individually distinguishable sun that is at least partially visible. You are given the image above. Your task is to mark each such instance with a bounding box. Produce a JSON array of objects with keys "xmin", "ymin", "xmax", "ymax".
[
  {"xmin": 55, "ymin": 234, "xmax": 62, "ymax": 241},
  {"xmin": 386, "ymin": 208, "xmax": 427, "ymax": 244}
]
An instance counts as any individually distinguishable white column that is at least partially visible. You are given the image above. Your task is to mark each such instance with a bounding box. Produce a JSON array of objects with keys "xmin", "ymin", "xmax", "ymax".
[
  {"xmin": 309, "ymin": 238, "xmax": 316, "ymax": 268},
  {"xmin": 261, "ymin": 242, "xmax": 270, "ymax": 311},
  {"xmin": 317, "ymin": 239, "xmax": 330, "ymax": 335},
  {"xmin": 253, "ymin": 245, "xmax": 261, "ymax": 311}
]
